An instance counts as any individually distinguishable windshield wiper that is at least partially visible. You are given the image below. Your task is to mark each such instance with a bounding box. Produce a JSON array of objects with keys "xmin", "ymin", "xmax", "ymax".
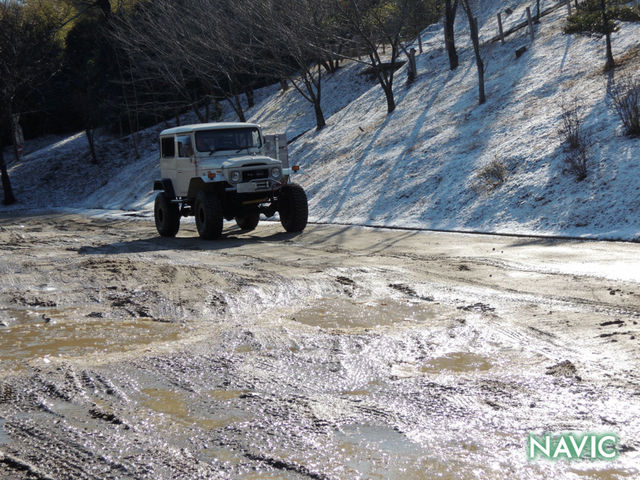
[
  {"xmin": 236, "ymin": 144, "xmax": 252, "ymax": 153},
  {"xmin": 208, "ymin": 148, "xmax": 216, "ymax": 156}
]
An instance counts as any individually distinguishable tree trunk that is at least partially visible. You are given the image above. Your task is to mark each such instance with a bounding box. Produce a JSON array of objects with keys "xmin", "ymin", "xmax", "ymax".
[
  {"xmin": 444, "ymin": 0, "xmax": 459, "ymax": 70},
  {"xmin": 601, "ymin": 0, "xmax": 615, "ymax": 70},
  {"xmin": 280, "ymin": 78, "xmax": 289, "ymax": 91},
  {"xmin": 132, "ymin": 132, "xmax": 140, "ymax": 159},
  {"xmin": 192, "ymin": 103, "xmax": 206, "ymax": 123},
  {"xmin": 321, "ymin": 59, "xmax": 340, "ymax": 74},
  {"xmin": 383, "ymin": 84, "xmax": 396, "ymax": 114},
  {"xmin": 313, "ymin": 100, "xmax": 326, "ymax": 131},
  {"xmin": 473, "ymin": 21, "xmax": 485, "ymax": 104},
  {"xmin": 86, "ymin": 129, "xmax": 99, "ymax": 164},
  {"xmin": 245, "ymin": 88, "xmax": 255, "ymax": 108},
  {"xmin": 227, "ymin": 95, "xmax": 246, "ymax": 122},
  {"xmin": 11, "ymin": 114, "xmax": 23, "ymax": 163},
  {"xmin": 0, "ymin": 147, "xmax": 17, "ymax": 205},
  {"xmin": 604, "ymin": 33, "xmax": 615, "ymax": 70},
  {"xmin": 463, "ymin": 6, "xmax": 486, "ymax": 105}
]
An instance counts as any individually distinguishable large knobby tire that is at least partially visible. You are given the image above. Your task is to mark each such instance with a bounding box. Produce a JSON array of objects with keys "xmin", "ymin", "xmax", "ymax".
[
  {"xmin": 235, "ymin": 211, "xmax": 260, "ymax": 231},
  {"xmin": 194, "ymin": 191, "xmax": 223, "ymax": 239},
  {"xmin": 154, "ymin": 192, "xmax": 180, "ymax": 237},
  {"xmin": 278, "ymin": 183, "xmax": 308, "ymax": 233}
]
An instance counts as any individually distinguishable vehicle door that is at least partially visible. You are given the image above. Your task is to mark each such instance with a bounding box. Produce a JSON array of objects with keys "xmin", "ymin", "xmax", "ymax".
[
  {"xmin": 175, "ymin": 134, "xmax": 196, "ymax": 197},
  {"xmin": 159, "ymin": 135, "xmax": 176, "ymax": 182}
]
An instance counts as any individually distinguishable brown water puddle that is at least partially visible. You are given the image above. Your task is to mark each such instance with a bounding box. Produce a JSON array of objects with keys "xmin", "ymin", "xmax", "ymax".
[
  {"xmin": 0, "ymin": 307, "xmax": 182, "ymax": 371},
  {"xmin": 141, "ymin": 388, "xmax": 251, "ymax": 431},
  {"xmin": 334, "ymin": 424, "xmax": 458, "ymax": 480},
  {"xmin": 421, "ymin": 352, "xmax": 492, "ymax": 373},
  {"xmin": 291, "ymin": 297, "xmax": 435, "ymax": 330}
]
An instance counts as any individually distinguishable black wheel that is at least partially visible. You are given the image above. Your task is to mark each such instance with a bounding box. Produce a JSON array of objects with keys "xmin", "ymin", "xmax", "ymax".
[
  {"xmin": 235, "ymin": 211, "xmax": 260, "ymax": 231},
  {"xmin": 154, "ymin": 192, "xmax": 180, "ymax": 237},
  {"xmin": 194, "ymin": 191, "xmax": 223, "ymax": 239},
  {"xmin": 278, "ymin": 183, "xmax": 308, "ymax": 233}
]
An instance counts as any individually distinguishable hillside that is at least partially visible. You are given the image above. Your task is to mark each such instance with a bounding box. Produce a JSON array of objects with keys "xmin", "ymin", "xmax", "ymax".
[{"xmin": 3, "ymin": 0, "xmax": 640, "ymax": 240}]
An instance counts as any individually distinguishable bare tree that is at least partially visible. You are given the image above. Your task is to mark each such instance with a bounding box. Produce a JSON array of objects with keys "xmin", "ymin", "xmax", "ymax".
[
  {"xmin": 180, "ymin": 0, "xmax": 260, "ymax": 123},
  {"xmin": 600, "ymin": 0, "xmax": 615, "ymax": 71},
  {"xmin": 0, "ymin": 0, "xmax": 63, "ymax": 204},
  {"xmin": 240, "ymin": 0, "xmax": 338, "ymax": 129},
  {"xmin": 111, "ymin": 1, "xmax": 219, "ymax": 122},
  {"xmin": 0, "ymin": 146, "xmax": 15, "ymax": 205},
  {"xmin": 114, "ymin": 0, "xmax": 270, "ymax": 123},
  {"xmin": 443, "ymin": 0, "xmax": 459, "ymax": 70},
  {"xmin": 609, "ymin": 74, "xmax": 640, "ymax": 136},
  {"xmin": 334, "ymin": 0, "xmax": 416, "ymax": 114},
  {"xmin": 460, "ymin": 0, "xmax": 485, "ymax": 104},
  {"xmin": 405, "ymin": 0, "xmax": 439, "ymax": 54}
]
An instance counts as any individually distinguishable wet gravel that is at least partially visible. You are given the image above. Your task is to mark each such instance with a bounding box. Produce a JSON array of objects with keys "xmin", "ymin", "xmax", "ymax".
[{"xmin": 1, "ymin": 212, "xmax": 639, "ymax": 479}]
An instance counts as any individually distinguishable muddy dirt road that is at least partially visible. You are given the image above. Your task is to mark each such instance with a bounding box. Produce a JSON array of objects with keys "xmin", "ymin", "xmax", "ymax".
[{"xmin": 0, "ymin": 212, "xmax": 639, "ymax": 479}]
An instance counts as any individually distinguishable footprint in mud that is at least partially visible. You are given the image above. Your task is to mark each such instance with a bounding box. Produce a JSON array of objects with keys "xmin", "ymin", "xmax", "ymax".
[
  {"xmin": 545, "ymin": 360, "xmax": 581, "ymax": 381},
  {"xmin": 389, "ymin": 283, "xmax": 434, "ymax": 301},
  {"xmin": 599, "ymin": 319, "xmax": 625, "ymax": 327},
  {"xmin": 13, "ymin": 295, "xmax": 57, "ymax": 308},
  {"xmin": 457, "ymin": 302, "xmax": 494, "ymax": 313},
  {"xmin": 336, "ymin": 276, "xmax": 357, "ymax": 296},
  {"xmin": 336, "ymin": 276, "xmax": 355, "ymax": 286}
]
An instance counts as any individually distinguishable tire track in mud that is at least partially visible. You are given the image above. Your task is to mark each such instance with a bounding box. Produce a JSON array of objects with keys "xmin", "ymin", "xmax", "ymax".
[{"xmin": 1, "ymin": 214, "xmax": 640, "ymax": 478}]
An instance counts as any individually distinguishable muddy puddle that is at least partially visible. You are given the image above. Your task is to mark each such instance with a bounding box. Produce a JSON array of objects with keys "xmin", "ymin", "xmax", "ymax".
[
  {"xmin": 290, "ymin": 297, "xmax": 436, "ymax": 330},
  {"xmin": 0, "ymin": 307, "xmax": 185, "ymax": 371},
  {"xmin": 333, "ymin": 424, "xmax": 456, "ymax": 480},
  {"xmin": 420, "ymin": 352, "xmax": 492, "ymax": 373},
  {"xmin": 141, "ymin": 388, "xmax": 252, "ymax": 431}
]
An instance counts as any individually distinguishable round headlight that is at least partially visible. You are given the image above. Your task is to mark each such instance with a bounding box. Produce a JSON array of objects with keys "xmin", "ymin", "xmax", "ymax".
[
  {"xmin": 271, "ymin": 167, "xmax": 282, "ymax": 179},
  {"xmin": 230, "ymin": 171, "xmax": 241, "ymax": 183}
]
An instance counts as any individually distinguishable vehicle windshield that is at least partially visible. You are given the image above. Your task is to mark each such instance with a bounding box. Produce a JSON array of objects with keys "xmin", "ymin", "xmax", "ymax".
[{"xmin": 195, "ymin": 127, "xmax": 261, "ymax": 153}]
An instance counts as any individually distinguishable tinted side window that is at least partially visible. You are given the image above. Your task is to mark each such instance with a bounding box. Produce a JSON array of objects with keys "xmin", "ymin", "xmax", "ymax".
[{"xmin": 161, "ymin": 137, "xmax": 175, "ymax": 158}]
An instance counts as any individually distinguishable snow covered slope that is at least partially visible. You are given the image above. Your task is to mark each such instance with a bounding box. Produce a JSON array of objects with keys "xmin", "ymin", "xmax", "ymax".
[{"xmin": 4, "ymin": 0, "xmax": 640, "ymax": 240}]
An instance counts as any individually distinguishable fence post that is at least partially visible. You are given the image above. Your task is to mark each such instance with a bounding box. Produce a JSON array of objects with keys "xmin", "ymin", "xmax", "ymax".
[
  {"xmin": 406, "ymin": 48, "xmax": 417, "ymax": 84},
  {"xmin": 526, "ymin": 7, "xmax": 534, "ymax": 40},
  {"xmin": 497, "ymin": 13, "xmax": 505, "ymax": 44}
]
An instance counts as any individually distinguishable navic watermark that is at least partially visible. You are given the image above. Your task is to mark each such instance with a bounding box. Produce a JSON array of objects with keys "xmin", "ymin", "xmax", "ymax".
[{"xmin": 527, "ymin": 433, "xmax": 619, "ymax": 461}]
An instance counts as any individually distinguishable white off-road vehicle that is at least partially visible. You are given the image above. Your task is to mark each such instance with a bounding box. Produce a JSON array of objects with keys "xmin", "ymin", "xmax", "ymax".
[{"xmin": 153, "ymin": 122, "xmax": 308, "ymax": 239}]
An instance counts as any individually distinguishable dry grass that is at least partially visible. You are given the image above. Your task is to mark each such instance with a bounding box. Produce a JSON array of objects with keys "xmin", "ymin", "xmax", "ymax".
[{"xmin": 472, "ymin": 157, "xmax": 508, "ymax": 194}]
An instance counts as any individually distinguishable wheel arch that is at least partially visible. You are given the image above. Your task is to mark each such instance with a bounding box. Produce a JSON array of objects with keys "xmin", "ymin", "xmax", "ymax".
[
  {"xmin": 187, "ymin": 177, "xmax": 224, "ymax": 199},
  {"xmin": 153, "ymin": 179, "xmax": 176, "ymax": 199}
]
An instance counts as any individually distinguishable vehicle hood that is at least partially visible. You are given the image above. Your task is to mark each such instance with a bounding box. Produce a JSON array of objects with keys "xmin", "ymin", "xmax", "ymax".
[
  {"xmin": 221, "ymin": 155, "xmax": 279, "ymax": 169},
  {"xmin": 196, "ymin": 154, "xmax": 279, "ymax": 170}
]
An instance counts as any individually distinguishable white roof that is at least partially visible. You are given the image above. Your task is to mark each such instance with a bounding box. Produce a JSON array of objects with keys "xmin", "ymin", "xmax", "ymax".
[{"xmin": 160, "ymin": 122, "xmax": 261, "ymax": 136}]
